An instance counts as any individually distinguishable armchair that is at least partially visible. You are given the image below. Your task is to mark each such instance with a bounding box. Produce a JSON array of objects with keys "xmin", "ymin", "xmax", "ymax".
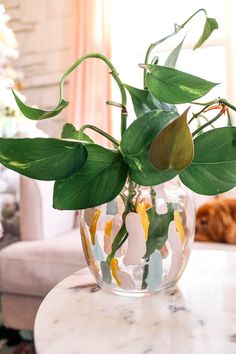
[{"xmin": 0, "ymin": 176, "xmax": 86, "ymax": 330}]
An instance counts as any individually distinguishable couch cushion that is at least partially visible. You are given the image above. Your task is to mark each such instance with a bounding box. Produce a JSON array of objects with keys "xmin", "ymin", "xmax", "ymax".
[{"xmin": 0, "ymin": 229, "xmax": 87, "ymax": 297}]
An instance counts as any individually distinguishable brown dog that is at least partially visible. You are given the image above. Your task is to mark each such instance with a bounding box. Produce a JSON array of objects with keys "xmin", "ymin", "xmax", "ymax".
[{"xmin": 195, "ymin": 199, "xmax": 236, "ymax": 244}]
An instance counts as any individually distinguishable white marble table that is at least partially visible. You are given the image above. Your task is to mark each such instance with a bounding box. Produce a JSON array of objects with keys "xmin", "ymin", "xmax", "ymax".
[{"xmin": 34, "ymin": 250, "xmax": 236, "ymax": 354}]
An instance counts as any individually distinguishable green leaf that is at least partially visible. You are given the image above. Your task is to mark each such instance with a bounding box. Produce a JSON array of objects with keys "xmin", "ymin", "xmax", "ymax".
[
  {"xmin": 126, "ymin": 155, "xmax": 176, "ymax": 186},
  {"xmin": 194, "ymin": 17, "xmax": 218, "ymax": 50},
  {"xmin": 180, "ymin": 127, "xmax": 236, "ymax": 195},
  {"xmin": 0, "ymin": 138, "xmax": 87, "ymax": 180},
  {"xmin": 61, "ymin": 123, "xmax": 94, "ymax": 143},
  {"xmin": 53, "ymin": 145, "xmax": 128, "ymax": 210},
  {"xmin": 164, "ymin": 36, "xmax": 185, "ymax": 68},
  {"xmin": 149, "ymin": 108, "xmax": 194, "ymax": 171},
  {"xmin": 144, "ymin": 65, "xmax": 218, "ymax": 104},
  {"xmin": 121, "ymin": 109, "xmax": 178, "ymax": 156},
  {"xmin": 145, "ymin": 205, "xmax": 174, "ymax": 257},
  {"xmin": 124, "ymin": 84, "xmax": 176, "ymax": 118},
  {"xmin": 12, "ymin": 90, "xmax": 69, "ymax": 120}
]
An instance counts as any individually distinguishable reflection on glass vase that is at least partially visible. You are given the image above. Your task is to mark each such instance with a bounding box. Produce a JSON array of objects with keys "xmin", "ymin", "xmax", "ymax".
[{"xmin": 79, "ymin": 178, "xmax": 195, "ymax": 296}]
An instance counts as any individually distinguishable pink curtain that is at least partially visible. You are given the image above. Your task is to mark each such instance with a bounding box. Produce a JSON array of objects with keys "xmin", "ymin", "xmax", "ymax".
[{"xmin": 68, "ymin": 0, "xmax": 111, "ymax": 144}]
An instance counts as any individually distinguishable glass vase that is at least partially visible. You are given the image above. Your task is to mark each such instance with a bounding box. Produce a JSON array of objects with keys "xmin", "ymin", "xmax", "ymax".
[{"xmin": 79, "ymin": 178, "xmax": 195, "ymax": 296}]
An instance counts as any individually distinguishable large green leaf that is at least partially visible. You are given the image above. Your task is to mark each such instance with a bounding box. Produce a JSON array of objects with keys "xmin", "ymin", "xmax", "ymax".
[
  {"xmin": 0, "ymin": 138, "xmax": 87, "ymax": 180},
  {"xmin": 126, "ymin": 155, "xmax": 176, "ymax": 186},
  {"xmin": 124, "ymin": 85, "xmax": 176, "ymax": 118},
  {"xmin": 53, "ymin": 145, "xmax": 128, "ymax": 210},
  {"xmin": 145, "ymin": 205, "xmax": 174, "ymax": 257},
  {"xmin": 149, "ymin": 108, "xmax": 194, "ymax": 171},
  {"xmin": 144, "ymin": 65, "xmax": 218, "ymax": 104},
  {"xmin": 164, "ymin": 36, "xmax": 185, "ymax": 68},
  {"xmin": 180, "ymin": 127, "xmax": 236, "ymax": 195},
  {"xmin": 194, "ymin": 17, "xmax": 218, "ymax": 50},
  {"xmin": 12, "ymin": 90, "xmax": 69, "ymax": 120},
  {"xmin": 120, "ymin": 109, "xmax": 178, "ymax": 156},
  {"xmin": 61, "ymin": 123, "xmax": 94, "ymax": 143}
]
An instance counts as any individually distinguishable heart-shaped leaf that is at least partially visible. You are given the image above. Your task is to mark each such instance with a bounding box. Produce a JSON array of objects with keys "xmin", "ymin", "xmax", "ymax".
[
  {"xmin": 180, "ymin": 127, "xmax": 236, "ymax": 195},
  {"xmin": 194, "ymin": 17, "xmax": 218, "ymax": 50},
  {"xmin": 126, "ymin": 155, "xmax": 176, "ymax": 186},
  {"xmin": 53, "ymin": 145, "xmax": 128, "ymax": 210},
  {"xmin": 0, "ymin": 138, "xmax": 87, "ymax": 180},
  {"xmin": 144, "ymin": 65, "xmax": 218, "ymax": 104},
  {"xmin": 164, "ymin": 36, "xmax": 185, "ymax": 68},
  {"xmin": 124, "ymin": 85, "xmax": 176, "ymax": 118},
  {"xmin": 12, "ymin": 90, "xmax": 69, "ymax": 120},
  {"xmin": 121, "ymin": 109, "xmax": 178, "ymax": 157},
  {"xmin": 149, "ymin": 108, "xmax": 194, "ymax": 171},
  {"xmin": 61, "ymin": 123, "xmax": 94, "ymax": 143}
]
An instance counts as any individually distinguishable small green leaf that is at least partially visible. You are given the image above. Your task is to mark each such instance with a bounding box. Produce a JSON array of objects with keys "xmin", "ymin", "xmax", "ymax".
[
  {"xmin": 126, "ymin": 155, "xmax": 176, "ymax": 186},
  {"xmin": 194, "ymin": 17, "xmax": 218, "ymax": 50},
  {"xmin": 121, "ymin": 109, "xmax": 178, "ymax": 157},
  {"xmin": 164, "ymin": 36, "xmax": 185, "ymax": 68},
  {"xmin": 180, "ymin": 127, "xmax": 236, "ymax": 195},
  {"xmin": 145, "ymin": 205, "xmax": 174, "ymax": 257},
  {"xmin": 61, "ymin": 123, "xmax": 94, "ymax": 143},
  {"xmin": 144, "ymin": 65, "xmax": 218, "ymax": 104},
  {"xmin": 149, "ymin": 108, "xmax": 194, "ymax": 171},
  {"xmin": 12, "ymin": 90, "xmax": 69, "ymax": 120},
  {"xmin": 53, "ymin": 145, "xmax": 128, "ymax": 210},
  {"xmin": 0, "ymin": 138, "xmax": 87, "ymax": 180},
  {"xmin": 124, "ymin": 84, "xmax": 176, "ymax": 118}
]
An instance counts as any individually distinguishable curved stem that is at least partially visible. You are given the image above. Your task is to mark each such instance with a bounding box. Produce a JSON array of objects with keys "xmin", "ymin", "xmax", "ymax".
[
  {"xmin": 179, "ymin": 8, "xmax": 206, "ymax": 28},
  {"xmin": 143, "ymin": 8, "xmax": 207, "ymax": 87},
  {"xmin": 60, "ymin": 52, "xmax": 127, "ymax": 136},
  {"xmin": 188, "ymin": 103, "xmax": 214, "ymax": 124},
  {"xmin": 219, "ymin": 99, "xmax": 236, "ymax": 112},
  {"xmin": 79, "ymin": 124, "xmax": 120, "ymax": 146},
  {"xmin": 192, "ymin": 112, "xmax": 223, "ymax": 137}
]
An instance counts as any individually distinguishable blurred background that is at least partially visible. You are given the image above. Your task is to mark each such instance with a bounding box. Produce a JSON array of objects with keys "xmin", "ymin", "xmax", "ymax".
[{"xmin": 0, "ymin": 0, "xmax": 236, "ymax": 140}]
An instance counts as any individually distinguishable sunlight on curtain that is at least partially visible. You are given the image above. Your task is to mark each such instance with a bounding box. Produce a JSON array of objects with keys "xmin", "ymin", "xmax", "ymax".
[{"xmin": 68, "ymin": 0, "xmax": 111, "ymax": 144}]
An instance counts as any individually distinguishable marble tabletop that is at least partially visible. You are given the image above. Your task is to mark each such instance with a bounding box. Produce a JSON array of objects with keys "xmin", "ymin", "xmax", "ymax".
[{"xmin": 34, "ymin": 250, "xmax": 236, "ymax": 354}]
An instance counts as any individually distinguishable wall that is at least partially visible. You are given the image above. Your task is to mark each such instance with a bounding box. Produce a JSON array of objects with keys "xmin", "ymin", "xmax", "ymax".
[{"xmin": 3, "ymin": 0, "xmax": 74, "ymax": 136}]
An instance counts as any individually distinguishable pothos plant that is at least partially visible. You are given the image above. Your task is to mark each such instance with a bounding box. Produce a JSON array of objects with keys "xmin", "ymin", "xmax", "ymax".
[{"xmin": 1, "ymin": 8, "xmax": 236, "ymax": 212}]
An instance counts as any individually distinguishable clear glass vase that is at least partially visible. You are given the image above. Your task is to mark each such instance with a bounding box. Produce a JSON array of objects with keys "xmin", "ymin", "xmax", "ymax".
[{"xmin": 79, "ymin": 178, "xmax": 195, "ymax": 296}]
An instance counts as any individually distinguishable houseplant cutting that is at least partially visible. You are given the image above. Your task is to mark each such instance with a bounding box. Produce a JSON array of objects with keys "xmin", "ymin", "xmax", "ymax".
[{"xmin": 0, "ymin": 8, "xmax": 236, "ymax": 295}]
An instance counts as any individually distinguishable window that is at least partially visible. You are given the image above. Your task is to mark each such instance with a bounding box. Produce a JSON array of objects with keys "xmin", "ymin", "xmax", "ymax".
[{"xmin": 110, "ymin": 0, "xmax": 236, "ymax": 137}]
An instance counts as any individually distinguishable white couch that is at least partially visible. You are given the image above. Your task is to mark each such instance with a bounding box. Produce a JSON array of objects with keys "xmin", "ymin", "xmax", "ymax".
[{"xmin": 0, "ymin": 176, "xmax": 87, "ymax": 330}]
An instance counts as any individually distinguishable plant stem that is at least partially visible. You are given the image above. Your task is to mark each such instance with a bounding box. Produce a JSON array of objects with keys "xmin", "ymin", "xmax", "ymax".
[
  {"xmin": 192, "ymin": 112, "xmax": 223, "ymax": 137},
  {"xmin": 219, "ymin": 99, "xmax": 236, "ymax": 112},
  {"xmin": 60, "ymin": 52, "xmax": 127, "ymax": 136},
  {"xmin": 199, "ymin": 115, "xmax": 216, "ymax": 129},
  {"xmin": 79, "ymin": 124, "xmax": 119, "ymax": 146},
  {"xmin": 179, "ymin": 8, "xmax": 207, "ymax": 28},
  {"xmin": 188, "ymin": 103, "xmax": 215, "ymax": 124},
  {"xmin": 142, "ymin": 260, "xmax": 149, "ymax": 289},
  {"xmin": 143, "ymin": 33, "xmax": 176, "ymax": 86},
  {"xmin": 143, "ymin": 8, "xmax": 207, "ymax": 86}
]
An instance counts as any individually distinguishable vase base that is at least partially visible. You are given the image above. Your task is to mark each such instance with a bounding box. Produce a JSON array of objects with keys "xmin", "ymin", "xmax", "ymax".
[{"xmin": 98, "ymin": 280, "xmax": 178, "ymax": 298}]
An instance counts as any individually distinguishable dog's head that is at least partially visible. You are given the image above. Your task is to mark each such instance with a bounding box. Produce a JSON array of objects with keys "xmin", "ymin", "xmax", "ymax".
[{"xmin": 196, "ymin": 200, "xmax": 232, "ymax": 242}]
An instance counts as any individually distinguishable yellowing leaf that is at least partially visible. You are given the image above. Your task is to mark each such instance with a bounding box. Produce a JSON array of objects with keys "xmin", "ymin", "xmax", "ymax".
[{"xmin": 149, "ymin": 108, "xmax": 194, "ymax": 171}]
